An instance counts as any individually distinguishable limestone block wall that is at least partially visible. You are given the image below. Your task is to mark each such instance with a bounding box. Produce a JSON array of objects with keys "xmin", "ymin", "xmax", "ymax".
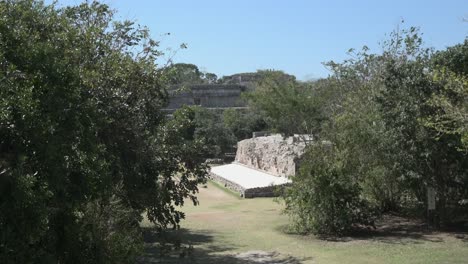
[{"xmin": 235, "ymin": 135, "xmax": 307, "ymax": 178}]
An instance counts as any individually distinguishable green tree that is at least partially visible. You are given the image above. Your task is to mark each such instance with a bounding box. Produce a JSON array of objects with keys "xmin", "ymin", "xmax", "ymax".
[
  {"xmin": 284, "ymin": 143, "xmax": 375, "ymax": 235},
  {"xmin": 203, "ymin": 72, "xmax": 218, "ymax": 84},
  {"xmin": 244, "ymin": 70, "xmax": 329, "ymax": 136},
  {"xmin": 223, "ymin": 108, "xmax": 267, "ymax": 140},
  {"xmin": 166, "ymin": 63, "xmax": 204, "ymax": 84},
  {"xmin": 282, "ymin": 26, "xmax": 468, "ymax": 235},
  {"xmin": 427, "ymin": 39, "xmax": 468, "ymax": 151},
  {"xmin": 425, "ymin": 69, "xmax": 468, "ymax": 151},
  {"xmin": 432, "ymin": 38, "xmax": 468, "ymax": 76},
  {"xmin": 191, "ymin": 106, "xmax": 236, "ymax": 158},
  {"xmin": 166, "ymin": 63, "xmax": 218, "ymax": 85},
  {"xmin": 373, "ymin": 29, "xmax": 467, "ymax": 223},
  {"xmin": 0, "ymin": 1, "xmax": 207, "ymax": 263}
]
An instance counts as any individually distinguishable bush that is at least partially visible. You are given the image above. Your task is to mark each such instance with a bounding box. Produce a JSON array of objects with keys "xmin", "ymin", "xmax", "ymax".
[{"xmin": 283, "ymin": 144, "xmax": 375, "ymax": 235}]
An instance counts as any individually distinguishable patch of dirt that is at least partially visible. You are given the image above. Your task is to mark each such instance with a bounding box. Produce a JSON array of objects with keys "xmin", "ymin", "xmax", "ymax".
[
  {"xmin": 322, "ymin": 214, "xmax": 468, "ymax": 244},
  {"xmin": 373, "ymin": 214, "xmax": 467, "ymax": 241},
  {"xmin": 233, "ymin": 250, "xmax": 304, "ymax": 264}
]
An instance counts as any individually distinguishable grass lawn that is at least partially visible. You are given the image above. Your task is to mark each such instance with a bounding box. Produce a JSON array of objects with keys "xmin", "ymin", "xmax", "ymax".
[{"xmin": 140, "ymin": 181, "xmax": 468, "ymax": 264}]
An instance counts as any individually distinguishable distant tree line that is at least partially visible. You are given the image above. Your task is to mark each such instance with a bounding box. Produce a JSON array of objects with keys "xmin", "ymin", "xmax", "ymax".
[{"xmin": 165, "ymin": 63, "xmax": 218, "ymax": 85}]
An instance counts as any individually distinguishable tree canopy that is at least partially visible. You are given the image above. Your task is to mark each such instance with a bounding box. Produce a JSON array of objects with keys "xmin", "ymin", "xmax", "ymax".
[
  {"xmin": 247, "ymin": 27, "xmax": 468, "ymax": 235},
  {"xmin": 165, "ymin": 63, "xmax": 218, "ymax": 85},
  {"xmin": 0, "ymin": 1, "xmax": 207, "ymax": 263}
]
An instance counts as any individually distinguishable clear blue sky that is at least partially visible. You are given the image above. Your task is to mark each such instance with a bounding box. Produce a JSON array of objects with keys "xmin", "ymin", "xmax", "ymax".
[{"xmin": 52, "ymin": 0, "xmax": 467, "ymax": 80}]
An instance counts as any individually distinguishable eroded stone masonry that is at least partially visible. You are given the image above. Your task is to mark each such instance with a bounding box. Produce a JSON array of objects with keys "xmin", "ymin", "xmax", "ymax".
[
  {"xmin": 210, "ymin": 134, "xmax": 309, "ymax": 198},
  {"xmin": 235, "ymin": 134, "xmax": 308, "ymax": 178}
]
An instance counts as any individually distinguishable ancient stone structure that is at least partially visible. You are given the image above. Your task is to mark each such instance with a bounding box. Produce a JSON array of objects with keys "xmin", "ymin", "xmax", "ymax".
[
  {"xmin": 163, "ymin": 84, "xmax": 248, "ymax": 112},
  {"xmin": 220, "ymin": 72, "xmax": 263, "ymax": 88},
  {"xmin": 210, "ymin": 163, "xmax": 289, "ymax": 198},
  {"xmin": 235, "ymin": 134, "xmax": 307, "ymax": 178},
  {"xmin": 163, "ymin": 72, "xmax": 285, "ymax": 112},
  {"xmin": 210, "ymin": 134, "xmax": 308, "ymax": 198},
  {"xmin": 220, "ymin": 72, "xmax": 295, "ymax": 88}
]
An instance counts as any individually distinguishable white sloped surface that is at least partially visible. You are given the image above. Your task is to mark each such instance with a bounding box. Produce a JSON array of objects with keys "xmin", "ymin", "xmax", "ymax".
[{"xmin": 210, "ymin": 163, "xmax": 290, "ymax": 189}]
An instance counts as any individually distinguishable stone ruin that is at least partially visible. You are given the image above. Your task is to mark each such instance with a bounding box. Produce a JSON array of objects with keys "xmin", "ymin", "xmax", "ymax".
[
  {"xmin": 210, "ymin": 134, "xmax": 309, "ymax": 198},
  {"xmin": 164, "ymin": 84, "xmax": 248, "ymax": 112},
  {"xmin": 235, "ymin": 134, "xmax": 308, "ymax": 178},
  {"xmin": 162, "ymin": 72, "xmax": 296, "ymax": 113}
]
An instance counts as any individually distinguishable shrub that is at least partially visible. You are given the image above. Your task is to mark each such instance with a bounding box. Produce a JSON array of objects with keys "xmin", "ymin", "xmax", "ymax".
[{"xmin": 283, "ymin": 144, "xmax": 375, "ymax": 235}]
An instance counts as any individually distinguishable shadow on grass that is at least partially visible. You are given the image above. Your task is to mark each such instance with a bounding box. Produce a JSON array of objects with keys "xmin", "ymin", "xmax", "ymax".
[
  {"xmin": 279, "ymin": 215, "xmax": 468, "ymax": 245},
  {"xmin": 138, "ymin": 227, "xmax": 310, "ymax": 264},
  {"xmin": 348, "ymin": 215, "xmax": 468, "ymax": 245}
]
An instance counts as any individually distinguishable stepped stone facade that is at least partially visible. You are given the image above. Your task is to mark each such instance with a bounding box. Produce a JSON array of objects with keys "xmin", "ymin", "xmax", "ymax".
[
  {"xmin": 164, "ymin": 84, "xmax": 248, "ymax": 112},
  {"xmin": 163, "ymin": 72, "xmax": 296, "ymax": 112},
  {"xmin": 235, "ymin": 134, "xmax": 308, "ymax": 178}
]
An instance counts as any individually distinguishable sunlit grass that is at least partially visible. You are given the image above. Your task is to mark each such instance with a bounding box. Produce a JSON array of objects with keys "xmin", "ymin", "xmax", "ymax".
[{"xmin": 142, "ymin": 181, "xmax": 468, "ymax": 264}]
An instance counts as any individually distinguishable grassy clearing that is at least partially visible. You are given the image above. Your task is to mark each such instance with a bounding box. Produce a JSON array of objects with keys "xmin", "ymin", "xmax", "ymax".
[{"xmin": 140, "ymin": 181, "xmax": 468, "ymax": 264}]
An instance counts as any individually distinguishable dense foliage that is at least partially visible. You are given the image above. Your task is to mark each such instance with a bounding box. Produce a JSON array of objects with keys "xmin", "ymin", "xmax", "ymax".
[
  {"xmin": 0, "ymin": 1, "xmax": 207, "ymax": 263},
  {"xmin": 223, "ymin": 108, "xmax": 267, "ymax": 141},
  {"xmin": 244, "ymin": 70, "xmax": 329, "ymax": 136},
  {"xmin": 172, "ymin": 106, "xmax": 267, "ymax": 160},
  {"xmin": 248, "ymin": 27, "xmax": 468, "ymax": 235},
  {"xmin": 166, "ymin": 63, "xmax": 218, "ymax": 85},
  {"xmin": 284, "ymin": 143, "xmax": 375, "ymax": 235},
  {"xmin": 189, "ymin": 106, "xmax": 237, "ymax": 158},
  {"xmin": 428, "ymin": 39, "xmax": 468, "ymax": 151}
]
